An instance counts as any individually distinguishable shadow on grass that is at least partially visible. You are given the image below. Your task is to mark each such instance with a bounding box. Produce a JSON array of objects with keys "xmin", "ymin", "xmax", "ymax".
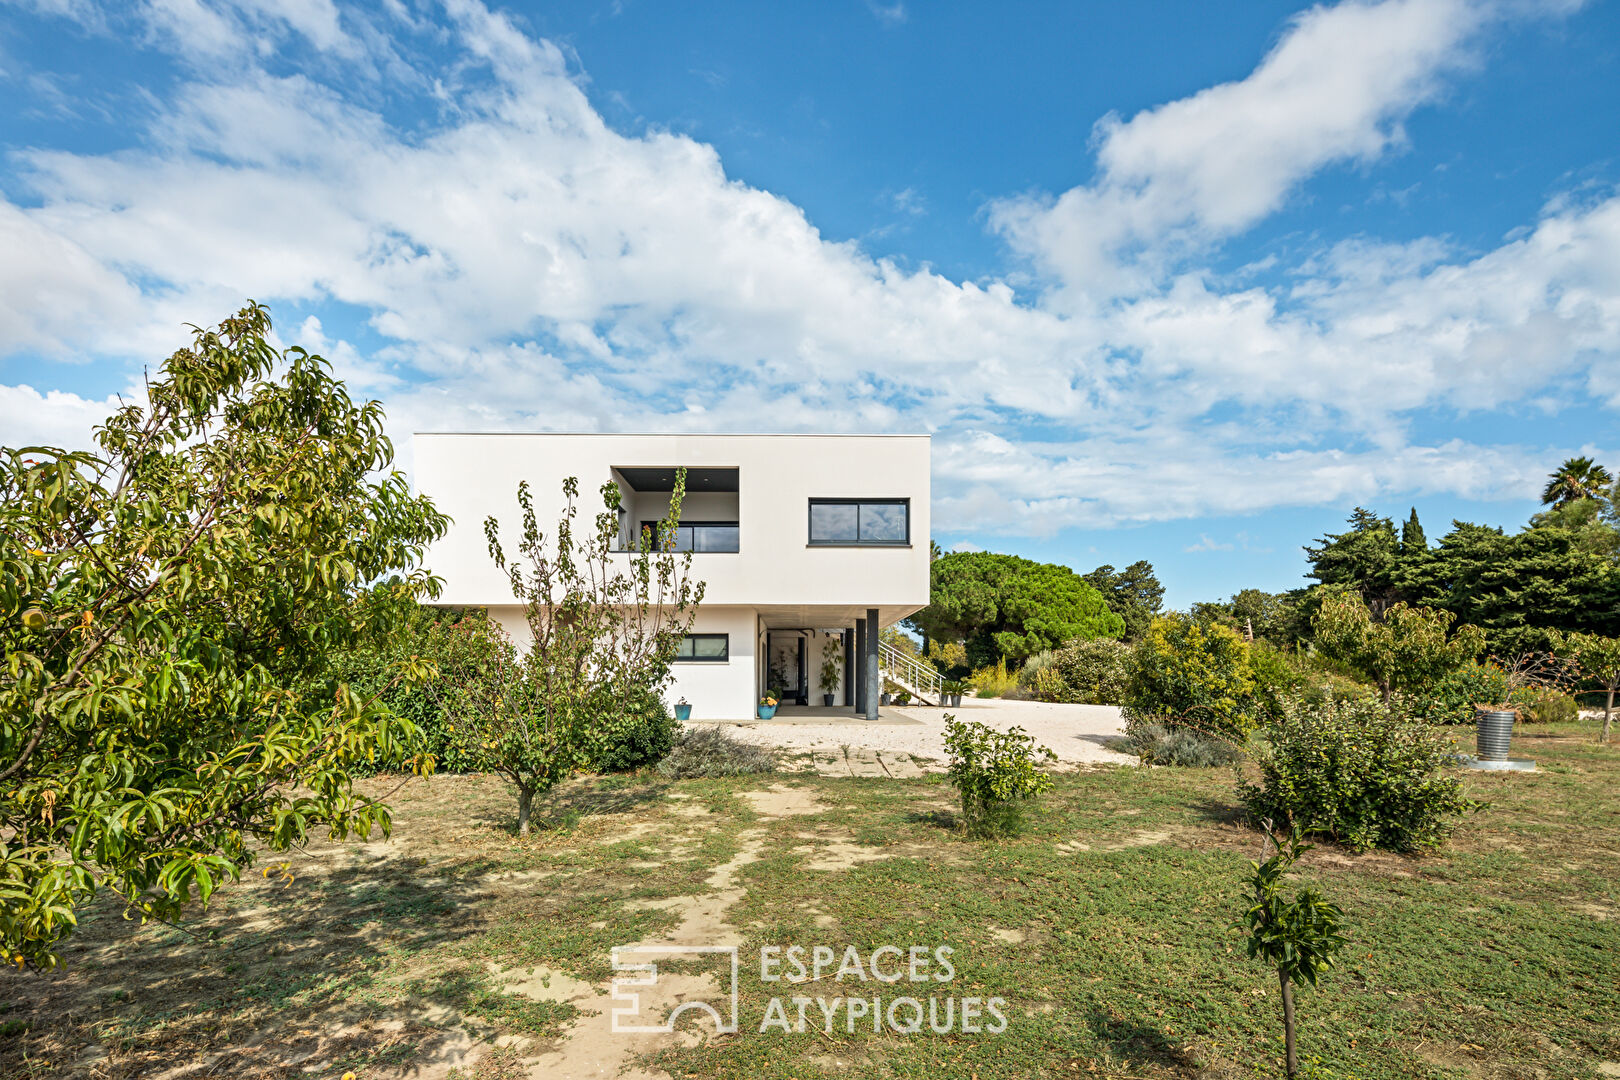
[
  {"xmin": 904, "ymin": 807, "xmax": 959, "ymax": 832},
  {"xmin": 1084, "ymin": 1011, "xmax": 1201, "ymax": 1075},
  {"xmin": 6, "ymin": 849, "xmax": 506, "ymax": 1078}
]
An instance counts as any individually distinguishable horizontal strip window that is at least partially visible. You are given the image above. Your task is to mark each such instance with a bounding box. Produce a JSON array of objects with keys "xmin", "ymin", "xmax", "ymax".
[
  {"xmin": 675, "ymin": 633, "xmax": 729, "ymax": 662},
  {"xmin": 808, "ymin": 499, "xmax": 910, "ymax": 546},
  {"xmin": 640, "ymin": 520, "xmax": 740, "ymax": 553}
]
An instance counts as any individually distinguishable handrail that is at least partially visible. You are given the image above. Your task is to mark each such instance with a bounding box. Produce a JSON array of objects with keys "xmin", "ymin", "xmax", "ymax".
[{"xmin": 878, "ymin": 640, "xmax": 943, "ymax": 704}]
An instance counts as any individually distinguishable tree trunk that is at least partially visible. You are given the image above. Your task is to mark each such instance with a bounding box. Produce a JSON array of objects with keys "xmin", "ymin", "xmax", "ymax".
[
  {"xmin": 517, "ymin": 784, "xmax": 535, "ymax": 836},
  {"xmin": 1279, "ymin": 969, "xmax": 1298, "ymax": 1078},
  {"xmin": 1604, "ymin": 688, "xmax": 1614, "ymax": 745}
]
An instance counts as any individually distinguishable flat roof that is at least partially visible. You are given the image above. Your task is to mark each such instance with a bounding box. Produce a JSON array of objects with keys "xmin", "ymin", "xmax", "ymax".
[{"xmin": 412, "ymin": 431, "xmax": 931, "ymax": 438}]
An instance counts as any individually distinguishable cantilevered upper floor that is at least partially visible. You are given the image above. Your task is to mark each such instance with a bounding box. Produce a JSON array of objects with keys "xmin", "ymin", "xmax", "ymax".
[{"xmin": 412, "ymin": 433, "xmax": 931, "ymax": 621}]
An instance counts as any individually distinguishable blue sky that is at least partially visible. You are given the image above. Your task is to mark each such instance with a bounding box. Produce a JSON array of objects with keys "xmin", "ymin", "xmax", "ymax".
[{"xmin": 3, "ymin": 0, "xmax": 1618, "ymax": 607}]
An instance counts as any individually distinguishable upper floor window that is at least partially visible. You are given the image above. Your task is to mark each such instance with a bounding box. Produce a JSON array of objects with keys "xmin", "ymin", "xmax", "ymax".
[
  {"xmin": 641, "ymin": 520, "xmax": 740, "ymax": 553},
  {"xmin": 808, "ymin": 499, "xmax": 910, "ymax": 546}
]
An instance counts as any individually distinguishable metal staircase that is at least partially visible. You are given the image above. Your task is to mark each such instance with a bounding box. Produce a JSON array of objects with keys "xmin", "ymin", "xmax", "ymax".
[{"xmin": 878, "ymin": 641, "xmax": 943, "ymax": 706}]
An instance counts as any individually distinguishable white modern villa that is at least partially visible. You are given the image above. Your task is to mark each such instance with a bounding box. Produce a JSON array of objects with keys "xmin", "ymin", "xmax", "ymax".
[{"xmin": 412, "ymin": 433, "xmax": 936, "ymax": 721}]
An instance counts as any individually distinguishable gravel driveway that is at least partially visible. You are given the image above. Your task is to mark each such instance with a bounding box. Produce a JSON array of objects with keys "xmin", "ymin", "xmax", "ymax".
[{"xmin": 693, "ymin": 697, "xmax": 1136, "ymax": 775}]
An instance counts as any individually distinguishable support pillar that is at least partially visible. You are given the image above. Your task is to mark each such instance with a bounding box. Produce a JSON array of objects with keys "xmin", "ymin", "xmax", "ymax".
[
  {"xmin": 865, "ymin": 607, "xmax": 881, "ymax": 721},
  {"xmin": 853, "ymin": 619, "xmax": 866, "ymax": 715},
  {"xmin": 843, "ymin": 629, "xmax": 855, "ymax": 708}
]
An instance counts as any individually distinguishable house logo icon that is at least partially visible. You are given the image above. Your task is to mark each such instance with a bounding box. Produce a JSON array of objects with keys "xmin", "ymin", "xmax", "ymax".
[{"xmin": 610, "ymin": 945, "xmax": 740, "ymax": 1034}]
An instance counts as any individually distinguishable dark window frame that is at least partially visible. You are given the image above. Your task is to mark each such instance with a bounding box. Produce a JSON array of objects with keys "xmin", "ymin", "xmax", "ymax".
[
  {"xmin": 807, "ymin": 498, "xmax": 911, "ymax": 547},
  {"xmin": 639, "ymin": 519, "xmax": 741, "ymax": 553},
  {"xmin": 675, "ymin": 633, "xmax": 730, "ymax": 663}
]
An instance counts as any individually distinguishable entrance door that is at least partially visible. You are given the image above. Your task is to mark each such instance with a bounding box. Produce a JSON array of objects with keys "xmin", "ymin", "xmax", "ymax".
[{"xmin": 765, "ymin": 633, "xmax": 808, "ymax": 706}]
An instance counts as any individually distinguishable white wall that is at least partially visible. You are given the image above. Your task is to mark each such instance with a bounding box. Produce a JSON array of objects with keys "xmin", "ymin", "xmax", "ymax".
[
  {"xmin": 484, "ymin": 604, "xmax": 760, "ymax": 722},
  {"xmin": 414, "ymin": 434, "xmax": 930, "ymax": 615}
]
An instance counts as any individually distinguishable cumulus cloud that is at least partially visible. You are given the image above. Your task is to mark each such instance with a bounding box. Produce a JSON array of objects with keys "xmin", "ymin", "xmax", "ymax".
[{"xmin": 1, "ymin": 0, "xmax": 1614, "ymax": 534}]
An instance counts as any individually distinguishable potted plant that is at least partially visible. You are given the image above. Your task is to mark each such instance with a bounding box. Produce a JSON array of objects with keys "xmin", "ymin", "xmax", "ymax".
[
  {"xmin": 819, "ymin": 636, "xmax": 842, "ymax": 707},
  {"xmin": 673, "ymin": 696, "xmax": 692, "ymax": 723},
  {"xmin": 758, "ymin": 694, "xmax": 779, "ymax": 720},
  {"xmin": 894, "ymin": 689, "xmax": 912, "ymax": 706},
  {"xmin": 942, "ymin": 679, "xmax": 966, "ymax": 708}
]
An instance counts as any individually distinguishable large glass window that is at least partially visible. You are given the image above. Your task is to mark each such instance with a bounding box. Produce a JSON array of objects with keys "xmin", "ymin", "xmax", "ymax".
[
  {"xmin": 640, "ymin": 521, "xmax": 740, "ymax": 553},
  {"xmin": 675, "ymin": 634, "xmax": 729, "ymax": 662},
  {"xmin": 808, "ymin": 499, "xmax": 910, "ymax": 545}
]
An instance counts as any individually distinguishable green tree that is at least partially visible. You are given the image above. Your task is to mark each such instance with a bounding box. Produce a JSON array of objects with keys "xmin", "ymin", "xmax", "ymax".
[
  {"xmin": 1541, "ymin": 456, "xmax": 1614, "ymax": 508},
  {"xmin": 1401, "ymin": 507, "xmax": 1427, "ymax": 554},
  {"xmin": 1239, "ymin": 827, "xmax": 1348, "ymax": 1079},
  {"xmin": 1125, "ymin": 613, "xmax": 1260, "ymax": 739},
  {"xmin": 1311, "ymin": 592, "xmax": 1485, "ymax": 702},
  {"xmin": 0, "ymin": 306, "xmax": 447, "ymax": 968},
  {"xmin": 1082, "ymin": 561, "xmax": 1164, "ymax": 641},
  {"xmin": 1304, "ymin": 508, "xmax": 1410, "ymax": 614},
  {"xmin": 436, "ymin": 474, "xmax": 704, "ymax": 834},
  {"xmin": 1407, "ymin": 514, "xmax": 1620, "ymax": 653},
  {"xmin": 909, "ymin": 552, "xmax": 1122, "ymax": 666},
  {"xmin": 1565, "ymin": 632, "xmax": 1620, "ymax": 744}
]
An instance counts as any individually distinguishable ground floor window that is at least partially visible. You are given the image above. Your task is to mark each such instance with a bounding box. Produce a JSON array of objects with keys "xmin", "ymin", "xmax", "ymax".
[{"xmin": 675, "ymin": 633, "xmax": 729, "ymax": 662}]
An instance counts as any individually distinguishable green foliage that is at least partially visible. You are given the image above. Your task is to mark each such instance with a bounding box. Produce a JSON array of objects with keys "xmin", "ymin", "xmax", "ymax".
[
  {"xmin": 0, "ymin": 305, "xmax": 448, "ymax": 968},
  {"xmin": 1193, "ymin": 589, "xmax": 1299, "ymax": 645},
  {"xmin": 1049, "ymin": 637, "xmax": 1132, "ymax": 705},
  {"xmin": 1311, "ymin": 592, "xmax": 1485, "ymax": 701},
  {"xmin": 1081, "ymin": 560, "xmax": 1165, "ymax": 641},
  {"xmin": 909, "ymin": 552, "xmax": 1123, "ymax": 666},
  {"xmin": 656, "ymin": 727, "xmax": 776, "ymax": 779},
  {"xmin": 1564, "ymin": 630, "xmax": 1620, "ymax": 742},
  {"xmin": 1400, "ymin": 507, "xmax": 1427, "ymax": 554},
  {"xmin": 589, "ymin": 688, "xmax": 679, "ymax": 771},
  {"xmin": 434, "ymin": 473, "xmax": 704, "ymax": 833},
  {"xmin": 1125, "ymin": 614, "xmax": 1261, "ymax": 739},
  {"xmin": 1408, "ymin": 512, "xmax": 1620, "ymax": 653},
  {"xmin": 1408, "ymin": 660, "xmax": 1512, "ymax": 725},
  {"xmin": 1512, "ymin": 687, "xmax": 1579, "ymax": 725},
  {"xmin": 1541, "ymin": 456, "xmax": 1613, "ymax": 508},
  {"xmin": 942, "ymin": 715, "xmax": 1055, "ymax": 837},
  {"xmin": 1115, "ymin": 720, "xmax": 1243, "ymax": 767},
  {"xmin": 967, "ymin": 659, "xmax": 1017, "ymax": 699},
  {"xmin": 1305, "ymin": 508, "xmax": 1407, "ymax": 613},
  {"xmin": 1238, "ymin": 827, "xmax": 1348, "ymax": 1078},
  {"xmin": 818, "ymin": 636, "xmax": 843, "ymax": 697},
  {"xmin": 1239, "ymin": 697, "xmax": 1479, "ymax": 853},
  {"xmin": 1248, "ymin": 640, "xmax": 1305, "ymax": 719}
]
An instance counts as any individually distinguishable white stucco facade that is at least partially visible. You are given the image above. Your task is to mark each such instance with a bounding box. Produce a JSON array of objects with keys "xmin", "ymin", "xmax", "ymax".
[{"xmin": 413, "ymin": 433, "xmax": 931, "ymax": 720}]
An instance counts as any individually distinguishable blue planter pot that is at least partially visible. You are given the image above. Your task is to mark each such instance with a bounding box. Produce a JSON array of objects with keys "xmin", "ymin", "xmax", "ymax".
[
  {"xmin": 674, "ymin": 704, "xmax": 692, "ymax": 722},
  {"xmin": 758, "ymin": 704, "xmax": 778, "ymax": 720}
]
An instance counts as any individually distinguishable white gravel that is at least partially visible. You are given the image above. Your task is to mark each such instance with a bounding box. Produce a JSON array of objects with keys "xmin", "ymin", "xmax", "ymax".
[{"xmin": 693, "ymin": 697, "xmax": 1136, "ymax": 774}]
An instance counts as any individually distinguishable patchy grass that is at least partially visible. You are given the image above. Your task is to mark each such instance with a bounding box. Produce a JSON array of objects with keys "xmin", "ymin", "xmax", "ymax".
[{"xmin": 5, "ymin": 725, "xmax": 1617, "ymax": 1079}]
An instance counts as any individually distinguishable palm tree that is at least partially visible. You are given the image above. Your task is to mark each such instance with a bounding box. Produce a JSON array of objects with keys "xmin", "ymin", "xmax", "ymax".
[{"xmin": 1541, "ymin": 457, "xmax": 1614, "ymax": 508}]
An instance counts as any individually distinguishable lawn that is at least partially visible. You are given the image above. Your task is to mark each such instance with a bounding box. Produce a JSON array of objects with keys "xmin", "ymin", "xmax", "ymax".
[{"xmin": 4, "ymin": 725, "xmax": 1616, "ymax": 1079}]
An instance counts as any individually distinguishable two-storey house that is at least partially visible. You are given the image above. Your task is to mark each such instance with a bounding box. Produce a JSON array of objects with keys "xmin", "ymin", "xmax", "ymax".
[{"xmin": 412, "ymin": 433, "xmax": 933, "ymax": 720}]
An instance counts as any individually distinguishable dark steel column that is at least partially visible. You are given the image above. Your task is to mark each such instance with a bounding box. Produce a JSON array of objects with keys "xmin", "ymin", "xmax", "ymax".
[
  {"xmin": 853, "ymin": 619, "xmax": 866, "ymax": 715},
  {"xmin": 865, "ymin": 607, "xmax": 881, "ymax": 721},
  {"xmin": 843, "ymin": 629, "xmax": 854, "ymax": 708}
]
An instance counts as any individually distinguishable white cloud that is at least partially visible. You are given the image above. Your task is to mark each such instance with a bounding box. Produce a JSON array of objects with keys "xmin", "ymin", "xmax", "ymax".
[
  {"xmin": 2, "ymin": 0, "xmax": 1614, "ymax": 534},
  {"xmin": 988, "ymin": 0, "xmax": 1572, "ymax": 302}
]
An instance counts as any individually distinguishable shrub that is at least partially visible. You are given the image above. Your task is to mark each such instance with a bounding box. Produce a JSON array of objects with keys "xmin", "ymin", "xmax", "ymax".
[
  {"xmin": 656, "ymin": 728, "xmax": 777, "ymax": 779},
  {"xmin": 969, "ymin": 659, "xmax": 1018, "ymax": 699},
  {"xmin": 1126, "ymin": 614, "xmax": 1260, "ymax": 739},
  {"xmin": 1113, "ymin": 720, "xmax": 1243, "ymax": 767},
  {"xmin": 942, "ymin": 715, "xmax": 1055, "ymax": 836},
  {"xmin": 1248, "ymin": 641, "xmax": 1304, "ymax": 722},
  {"xmin": 1050, "ymin": 638, "xmax": 1132, "ymax": 705},
  {"xmin": 1239, "ymin": 697, "xmax": 1479, "ymax": 853},
  {"xmin": 1513, "ymin": 688, "xmax": 1579, "ymax": 725},
  {"xmin": 1409, "ymin": 660, "xmax": 1511, "ymax": 724},
  {"xmin": 590, "ymin": 689, "xmax": 679, "ymax": 771}
]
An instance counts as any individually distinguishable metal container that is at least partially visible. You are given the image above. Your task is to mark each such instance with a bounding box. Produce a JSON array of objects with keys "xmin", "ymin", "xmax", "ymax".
[{"xmin": 1475, "ymin": 708, "xmax": 1516, "ymax": 762}]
